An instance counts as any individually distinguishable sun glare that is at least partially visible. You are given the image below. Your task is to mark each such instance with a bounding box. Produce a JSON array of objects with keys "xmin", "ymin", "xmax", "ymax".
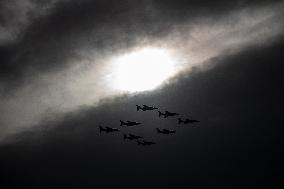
[{"xmin": 109, "ymin": 48, "xmax": 177, "ymax": 92}]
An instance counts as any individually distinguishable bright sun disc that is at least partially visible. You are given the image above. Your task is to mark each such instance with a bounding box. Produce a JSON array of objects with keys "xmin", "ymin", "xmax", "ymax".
[{"xmin": 110, "ymin": 48, "xmax": 177, "ymax": 92}]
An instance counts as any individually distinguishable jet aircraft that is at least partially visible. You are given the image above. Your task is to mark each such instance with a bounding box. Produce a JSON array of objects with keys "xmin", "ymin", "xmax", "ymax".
[
  {"xmin": 120, "ymin": 120, "xmax": 141, "ymax": 127},
  {"xmin": 136, "ymin": 105, "xmax": 158, "ymax": 111},
  {"xmin": 99, "ymin": 126, "xmax": 119, "ymax": 133},
  {"xmin": 137, "ymin": 140, "xmax": 156, "ymax": 146},
  {"xmin": 128, "ymin": 134, "xmax": 143, "ymax": 139},
  {"xmin": 158, "ymin": 111, "xmax": 179, "ymax": 118},
  {"xmin": 156, "ymin": 128, "xmax": 176, "ymax": 134},
  {"xmin": 178, "ymin": 118, "xmax": 200, "ymax": 124},
  {"xmin": 123, "ymin": 134, "xmax": 143, "ymax": 140}
]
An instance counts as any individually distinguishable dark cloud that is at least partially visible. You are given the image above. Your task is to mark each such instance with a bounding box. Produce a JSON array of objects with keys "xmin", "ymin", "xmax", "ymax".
[
  {"xmin": 1, "ymin": 34, "xmax": 283, "ymax": 188},
  {"xmin": 0, "ymin": 1, "xmax": 283, "ymax": 187},
  {"xmin": 0, "ymin": 0, "xmax": 161, "ymax": 89},
  {"xmin": 154, "ymin": 0, "xmax": 283, "ymax": 12},
  {"xmin": 0, "ymin": 0, "xmax": 282, "ymax": 139},
  {"xmin": 0, "ymin": 0, "xmax": 66, "ymax": 44},
  {"xmin": 1, "ymin": 0, "xmax": 282, "ymax": 91}
]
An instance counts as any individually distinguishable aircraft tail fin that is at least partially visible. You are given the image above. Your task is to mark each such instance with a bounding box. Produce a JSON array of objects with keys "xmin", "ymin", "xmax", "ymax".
[
  {"xmin": 136, "ymin": 105, "xmax": 141, "ymax": 111},
  {"xmin": 156, "ymin": 128, "xmax": 162, "ymax": 133},
  {"xmin": 99, "ymin": 126, "xmax": 103, "ymax": 132},
  {"xmin": 120, "ymin": 120, "xmax": 124, "ymax": 126},
  {"xmin": 158, "ymin": 111, "xmax": 163, "ymax": 117},
  {"xmin": 137, "ymin": 140, "xmax": 142, "ymax": 145},
  {"xmin": 178, "ymin": 118, "xmax": 183, "ymax": 124}
]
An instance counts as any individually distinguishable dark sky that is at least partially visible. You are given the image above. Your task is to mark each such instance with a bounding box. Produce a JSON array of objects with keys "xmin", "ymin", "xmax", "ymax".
[{"xmin": 0, "ymin": 0, "xmax": 283, "ymax": 188}]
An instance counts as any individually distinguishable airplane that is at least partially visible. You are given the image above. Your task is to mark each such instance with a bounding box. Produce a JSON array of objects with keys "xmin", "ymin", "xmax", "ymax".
[
  {"xmin": 137, "ymin": 140, "xmax": 156, "ymax": 146},
  {"xmin": 120, "ymin": 120, "xmax": 141, "ymax": 127},
  {"xmin": 99, "ymin": 126, "xmax": 119, "ymax": 133},
  {"xmin": 128, "ymin": 134, "xmax": 143, "ymax": 139},
  {"xmin": 136, "ymin": 105, "xmax": 158, "ymax": 111},
  {"xmin": 123, "ymin": 134, "xmax": 135, "ymax": 140},
  {"xmin": 158, "ymin": 111, "xmax": 179, "ymax": 118},
  {"xmin": 178, "ymin": 118, "xmax": 200, "ymax": 124},
  {"xmin": 156, "ymin": 128, "xmax": 176, "ymax": 134},
  {"xmin": 142, "ymin": 105, "xmax": 158, "ymax": 110},
  {"xmin": 123, "ymin": 134, "xmax": 143, "ymax": 140}
]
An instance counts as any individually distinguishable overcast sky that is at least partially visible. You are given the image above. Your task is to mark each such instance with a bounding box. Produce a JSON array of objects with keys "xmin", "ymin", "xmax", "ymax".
[{"xmin": 0, "ymin": 0, "xmax": 283, "ymax": 188}]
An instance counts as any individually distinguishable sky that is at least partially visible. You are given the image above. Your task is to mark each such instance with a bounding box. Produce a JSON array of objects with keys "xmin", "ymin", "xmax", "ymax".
[{"xmin": 0, "ymin": 0, "xmax": 283, "ymax": 188}]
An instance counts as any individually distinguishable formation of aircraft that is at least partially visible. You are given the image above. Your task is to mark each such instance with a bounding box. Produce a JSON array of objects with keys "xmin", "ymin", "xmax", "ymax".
[
  {"xmin": 136, "ymin": 105, "xmax": 158, "ymax": 111},
  {"xmin": 99, "ymin": 104, "xmax": 200, "ymax": 147},
  {"xmin": 99, "ymin": 126, "xmax": 119, "ymax": 133},
  {"xmin": 178, "ymin": 118, "xmax": 200, "ymax": 124},
  {"xmin": 158, "ymin": 110, "xmax": 179, "ymax": 118},
  {"xmin": 120, "ymin": 120, "xmax": 141, "ymax": 127},
  {"xmin": 156, "ymin": 128, "xmax": 176, "ymax": 134}
]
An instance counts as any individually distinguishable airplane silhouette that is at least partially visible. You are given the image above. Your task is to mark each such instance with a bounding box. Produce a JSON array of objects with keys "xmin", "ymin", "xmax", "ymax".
[
  {"xmin": 120, "ymin": 120, "xmax": 141, "ymax": 127},
  {"xmin": 123, "ymin": 134, "xmax": 135, "ymax": 140},
  {"xmin": 158, "ymin": 111, "xmax": 179, "ymax": 118},
  {"xmin": 136, "ymin": 105, "xmax": 158, "ymax": 111},
  {"xmin": 123, "ymin": 134, "xmax": 143, "ymax": 140},
  {"xmin": 129, "ymin": 134, "xmax": 143, "ymax": 139},
  {"xmin": 143, "ymin": 105, "xmax": 158, "ymax": 110},
  {"xmin": 99, "ymin": 126, "xmax": 119, "ymax": 133},
  {"xmin": 137, "ymin": 140, "xmax": 156, "ymax": 146},
  {"xmin": 156, "ymin": 128, "xmax": 176, "ymax": 134},
  {"xmin": 178, "ymin": 118, "xmax": 200, "ymax": 124}
]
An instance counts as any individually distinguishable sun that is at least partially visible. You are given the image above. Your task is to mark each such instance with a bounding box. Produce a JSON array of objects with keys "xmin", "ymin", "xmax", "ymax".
[{"xmin": 109, "ymin": 48, "xmax": 177, "ymax": 92}]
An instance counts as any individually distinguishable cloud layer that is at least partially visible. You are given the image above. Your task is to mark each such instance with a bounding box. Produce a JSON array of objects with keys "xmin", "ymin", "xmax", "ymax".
[{"xmin": 0, "ymin": 0, "xmax": 283, "ymax": 141}]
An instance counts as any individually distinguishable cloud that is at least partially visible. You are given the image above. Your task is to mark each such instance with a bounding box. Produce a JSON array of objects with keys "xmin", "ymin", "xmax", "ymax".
[
  {"xmin": 0, "ymin": 0, "xmax": 283, "ymax": 141},
  {"xmin": 0, "ymin": 0, "xmax": 68, "ymax": 44},
  {"xmin": 1, "ymin": 37, "xmax": 283, "ymax": 188}
]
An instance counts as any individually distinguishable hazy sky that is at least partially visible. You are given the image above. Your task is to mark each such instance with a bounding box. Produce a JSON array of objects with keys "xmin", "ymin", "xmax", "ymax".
[
  {"xmin": 0, "ymin": 1, "xmax": 283, "ymax": 188},
  {"xmin": 0, "ymin": 0, "xmax": 283, "ymax": 140}
]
